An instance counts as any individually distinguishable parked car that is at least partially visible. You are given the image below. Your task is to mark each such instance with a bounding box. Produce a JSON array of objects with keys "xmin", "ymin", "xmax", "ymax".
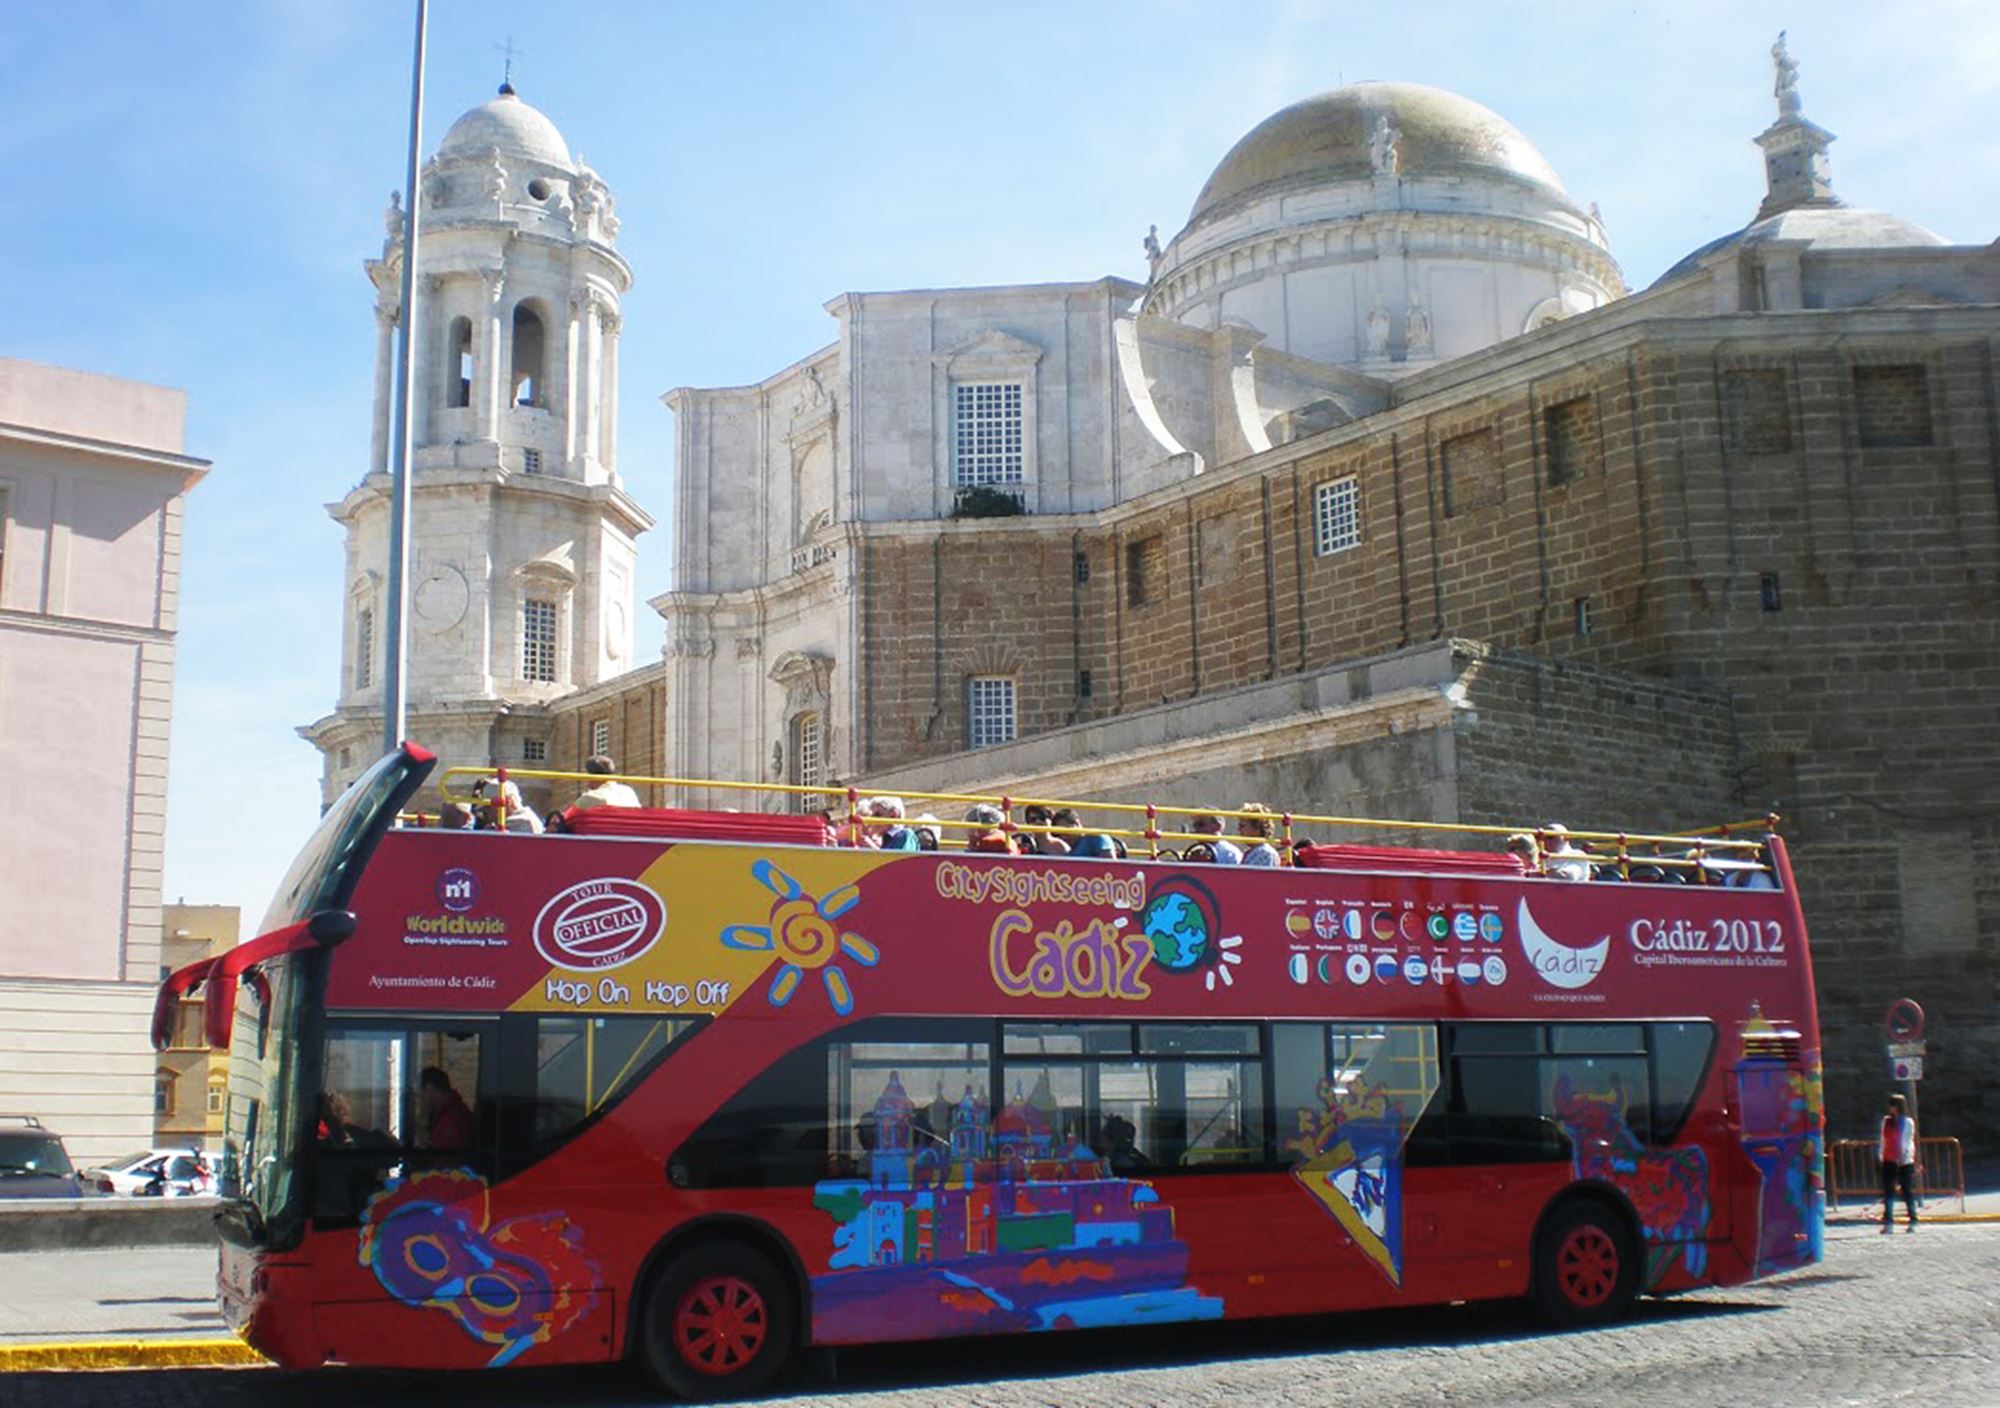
[
  {"xmin": 0, "ymin": 1116, "xmax": 85, "ymax": 1198},
  {"xmin": 85, "ymin": 1148, "xmax": 215, "ymax": 1198}
]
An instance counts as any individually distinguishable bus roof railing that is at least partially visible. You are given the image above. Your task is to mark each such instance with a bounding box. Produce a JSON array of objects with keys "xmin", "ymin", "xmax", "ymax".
[{"xmin": 427, "ymin": 764, "xmax": 1779, "ymax": 879}]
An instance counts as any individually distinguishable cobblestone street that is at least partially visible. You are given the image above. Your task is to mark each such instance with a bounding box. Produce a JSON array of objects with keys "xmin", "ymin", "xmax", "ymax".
[{"xmin": 8, "ymin": 1219, "xmax": 1995, "ymax": 1408}]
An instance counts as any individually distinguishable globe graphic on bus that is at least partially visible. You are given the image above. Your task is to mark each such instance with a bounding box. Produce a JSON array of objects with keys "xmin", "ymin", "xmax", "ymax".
[{"xmin": 1141, "ymin": 887, "xmax": 1212, "ymax": 973}]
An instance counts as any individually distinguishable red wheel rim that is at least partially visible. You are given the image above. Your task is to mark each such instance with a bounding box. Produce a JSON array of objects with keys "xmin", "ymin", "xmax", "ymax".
[
  {"xmin": 1556, "ymin": 1225, "xmax": 1619, "ymax": 1308},
  {"xmin": 674, "ymin": 1274, "xmax": 769, "ymax": 1376}
]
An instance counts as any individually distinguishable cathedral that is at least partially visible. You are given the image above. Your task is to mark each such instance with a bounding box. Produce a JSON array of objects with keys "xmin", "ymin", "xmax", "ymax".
[{"xmin": 304, "ymin": 49, "xmax": 2000, "ymax": 1151}]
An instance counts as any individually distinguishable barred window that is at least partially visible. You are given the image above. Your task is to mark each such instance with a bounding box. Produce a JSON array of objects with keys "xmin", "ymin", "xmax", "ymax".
[
  {"xmin": 523, "ymin": 448, "xmax": 542, "ymax": 474},
  {"xmin": 953, "ymin": 382, "xmax": 1024, "ymax": 486},
  {"xmin": 354, "ymin": 606, "xmax": 374, "ymax": 690},
  {"xmin": 969, "ymin": 677, "xmax": 1017, "ymax": 749},
  {"xmin": 522, "ymin": 598, "xmax": 559, "ymax": 683},
  {"xmin": 1313, "ymin": 477, "xmax": 1360, "ymax": 556},
  {"xmin": 791, "ymin": 712, "xmax": 824, "ymax": 812},
  {"xmin": 590, "ymin": 719, "xmax": 611, "ymax": 758},
  {"xmin": 522, "ymin": 738, "xmax": 547, "ymax": 762}
]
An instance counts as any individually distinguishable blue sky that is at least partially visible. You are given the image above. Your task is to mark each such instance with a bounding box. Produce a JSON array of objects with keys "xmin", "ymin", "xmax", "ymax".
[{"xmin": 3, "ymin": 1, "xmax": 1994, "ymax": 927}]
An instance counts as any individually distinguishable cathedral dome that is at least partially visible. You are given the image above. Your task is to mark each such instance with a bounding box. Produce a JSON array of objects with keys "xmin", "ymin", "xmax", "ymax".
[
  {"xmin": 1187, "ymin": 81, "xmax": 1570, "ymax": 228},
  {"xmin": 437, "ymin": 87, "xmax": 572, "ymax": 167},
  {"xmin": 1652, "ymin": 205, "xmax": 1947, "ymax": 287}
]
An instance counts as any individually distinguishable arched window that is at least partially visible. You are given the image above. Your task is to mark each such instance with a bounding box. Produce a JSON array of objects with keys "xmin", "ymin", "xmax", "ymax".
[
  {"xmin": 354, "ymin": 604, "xmax": 375, "ymax": 691},
  {"xmin": 511, "ymin": 304, "xmax": 546, "ymax": 408},
  {"xmin": 207, "ymin": 1078, "xmax": 226, "ymax": 1115},
  {"xmin": 790, "ymin": 712, "xmax": 824, "ymax": 813},
  {"xmin": 445, "ymin": 316, "xmax": 473, "ymax": 408}
]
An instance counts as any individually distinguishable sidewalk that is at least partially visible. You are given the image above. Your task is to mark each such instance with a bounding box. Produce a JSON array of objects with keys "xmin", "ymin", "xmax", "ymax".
[
  {"xmin": 0, "ymin": 1246, "xmax": 260, "ymax": 1371},
  {"xmin": 1825, "ymin": 1186, "xmax": 2000, "ymax": 1224}
]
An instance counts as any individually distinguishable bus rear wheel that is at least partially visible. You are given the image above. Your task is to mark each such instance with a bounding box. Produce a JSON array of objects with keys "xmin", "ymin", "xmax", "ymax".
[
  {"xmin": 1534, "ymin": 1201, "xmax": 1637, "ymax": 1326},
  {"xmin": 638, "ymin": 1242, "xmax": 795, "ymax": 1400}
]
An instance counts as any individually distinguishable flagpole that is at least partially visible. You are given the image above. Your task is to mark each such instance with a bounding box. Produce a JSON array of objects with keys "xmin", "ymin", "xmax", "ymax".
[{"xmin": 382, "ymin": 0, "xmax": 429, "ymax": 757}]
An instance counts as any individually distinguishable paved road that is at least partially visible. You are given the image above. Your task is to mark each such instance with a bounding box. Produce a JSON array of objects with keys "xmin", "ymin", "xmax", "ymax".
[
  {"xmin": 0, "ymin": 1247, "xmax": 224, "ymax": 1343},
  {"xmin": 6, "ymin": 1220, "xmax": 1996, "ymax": 1407}
]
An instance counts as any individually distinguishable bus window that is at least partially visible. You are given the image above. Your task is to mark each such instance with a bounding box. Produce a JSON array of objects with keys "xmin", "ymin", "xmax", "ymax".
[
  {"xmin": 1544, "ymin": 1054, "xmax": 1651, "ymax": 1146},
  {"xmin": 831, "ymin": 1024, "xmax": 991, "ymax": 1177},
  {"xmin": 1000, "ymin": 1020, "xmax": 1266, "ymax": 1172},
  {"xmin": 1274, "ymin": 1023, "xmax": 1442, "ymax": 1169},
  {"xmin": 527, "ymin": 1016, "xmax": 697, "ymax": 1145},
  {"xmin": 315, "ymin": 1022, "xmax": 490, "ymax": 1225},
  {"xmin": 1647, "ymin": 1021, "xmax": 1717, "ymax": 1145},
  {"xmin": 1550, "ymin": 1023, "xmax": 1646, "ymax": 1054}
]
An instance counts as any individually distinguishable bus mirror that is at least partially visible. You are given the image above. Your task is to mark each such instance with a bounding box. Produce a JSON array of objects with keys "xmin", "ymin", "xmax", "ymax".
[{"xmin": 308, "ymin": 910, "xmax": 358, "ymax": 947}]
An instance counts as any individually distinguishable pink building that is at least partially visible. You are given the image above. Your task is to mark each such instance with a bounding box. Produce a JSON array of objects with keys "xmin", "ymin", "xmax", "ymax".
[{"xmin": 0, "ymin": 358, "xmax": 207, "ymax": 1163}]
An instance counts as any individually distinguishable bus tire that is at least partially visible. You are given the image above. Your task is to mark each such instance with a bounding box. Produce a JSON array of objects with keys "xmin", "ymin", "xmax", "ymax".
[
  {"xmin": 637, "ymin": 1240, "xmax": 795, "ymax": 1400},
  {"xmin": 1533, "ymin": 1200, "xmax": 1637, "ymax": 1326}
]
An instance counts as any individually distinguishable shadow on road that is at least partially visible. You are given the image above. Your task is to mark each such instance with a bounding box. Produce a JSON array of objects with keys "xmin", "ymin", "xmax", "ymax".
[{"xmin": 3, "ymin": 1296, "xmax": 1782, "ymax": 1407}]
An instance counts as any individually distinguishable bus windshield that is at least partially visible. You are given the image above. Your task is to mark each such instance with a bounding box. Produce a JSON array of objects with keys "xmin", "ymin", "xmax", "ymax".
[{"xmin": 222, "ymin": 747, "xmax": 433, "ymax": 1243}]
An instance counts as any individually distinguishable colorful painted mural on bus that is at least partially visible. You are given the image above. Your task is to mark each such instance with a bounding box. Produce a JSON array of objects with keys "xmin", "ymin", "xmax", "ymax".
[
  {"xmin": 1284, "ymin": 1074, "xmax": 1415, "ymax": 1287},
  {"xmin": 357, "ymin": 1168, "xmax": 599, "ymax": 1366},
  {"xmin": 1732, "ymin": 1043, "xmax": 1823, "ymax": 1277},
  {"xmin": 1549, "ymin": 1075, "xmax": 1711, "ymax": 1292},
  {"xmin": 809, "ymin": 1072, "xmax": 1221, "ymax": 1342}
]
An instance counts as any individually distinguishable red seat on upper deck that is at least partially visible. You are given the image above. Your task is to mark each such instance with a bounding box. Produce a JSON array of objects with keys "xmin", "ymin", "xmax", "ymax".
[
  {"xmin": 1293, "ymin": 843, "xmax": 1527, "ymax": 877},
  {"xmin": 559, "ymin": 806, "xmax": 830, "ymax": 847}
]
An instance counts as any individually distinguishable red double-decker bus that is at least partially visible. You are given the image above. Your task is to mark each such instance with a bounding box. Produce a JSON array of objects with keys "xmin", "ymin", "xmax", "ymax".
[{"xmin": 160, "ymin": 745, "xmax": 1824, "ymax": 1397}]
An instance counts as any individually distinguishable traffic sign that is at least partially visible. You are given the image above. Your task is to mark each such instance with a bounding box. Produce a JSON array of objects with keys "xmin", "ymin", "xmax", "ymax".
[
  {"xmin": 1887, "ymin": 1040, "xmax": 1926, "ymax": 1060},
  {"xmin": 1891, "ymin": 1056, "xmax": 1924, "ymax": 1082}
]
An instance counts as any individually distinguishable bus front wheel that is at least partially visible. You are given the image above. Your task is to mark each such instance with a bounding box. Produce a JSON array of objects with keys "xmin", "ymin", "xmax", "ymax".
[
  {"xmin": 1533, "ymin": 1201, "xmax": 1637, "ymax": 1326},
  {"xmin": 638, "ymin": 1241, "xmax": 795, "ymax": 1400}
]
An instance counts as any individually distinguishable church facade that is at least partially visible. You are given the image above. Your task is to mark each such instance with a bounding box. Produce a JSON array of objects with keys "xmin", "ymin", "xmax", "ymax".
[{"xmin": 311, "ymin": 57, "xmax": 2000, "ymax": 1150}]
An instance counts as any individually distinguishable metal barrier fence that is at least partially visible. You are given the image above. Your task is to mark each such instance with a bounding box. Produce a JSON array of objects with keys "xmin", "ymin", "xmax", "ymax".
[{"xmin": 1827, "ymin": 1136, "xmax": 1967, "ymax": 1215}]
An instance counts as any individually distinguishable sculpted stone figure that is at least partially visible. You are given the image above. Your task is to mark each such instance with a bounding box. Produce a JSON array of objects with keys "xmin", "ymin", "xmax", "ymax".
[
  {"xmin": 1404, "ymin": 301, "xmax": 1432, "ymax": 355},
  {"xmin": 1772, "ymin": 31, "xmax": 1801, "ymax": 117},
  {"xmin": 1143, "ymin": 224, "xmax": 1163, "ymax": 276},
  {"xmin": 1368, "ymin": 116, "xmax": 1400, "ymax": 177},
  {"xmin": 1364, "ymin": 304, "xmax": 1391, "ymax": 358},
  {"xmin": 384, "ymin": 190, "xmax": 404, "ymax": 241},
  {"xmin": 484, "ymin": 148, "xmax": 508, "ymax": 204}
]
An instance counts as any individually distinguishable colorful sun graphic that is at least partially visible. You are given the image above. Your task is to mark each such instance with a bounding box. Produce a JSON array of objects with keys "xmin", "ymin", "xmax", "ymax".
[
  {"xmin": 1137, "ymin": 876, "xmax": 1243, "ymax": 992},
  {"xmin": 719, "ymin": 859, "xmax": 881, "ymax": 1015}
]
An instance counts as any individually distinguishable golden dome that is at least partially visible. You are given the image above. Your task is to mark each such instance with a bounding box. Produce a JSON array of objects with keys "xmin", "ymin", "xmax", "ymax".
[{"xmin": 1188, "ymin": 82, "xmax": 1570, "ymax": 227}]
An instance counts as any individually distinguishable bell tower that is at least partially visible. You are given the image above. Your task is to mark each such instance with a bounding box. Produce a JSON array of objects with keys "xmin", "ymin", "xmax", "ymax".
[{"xmin": 304, "ymin": 85, "xmax": 652, "ymax": 802}]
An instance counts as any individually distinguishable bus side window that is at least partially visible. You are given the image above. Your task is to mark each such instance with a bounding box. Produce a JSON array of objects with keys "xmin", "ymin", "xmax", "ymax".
[
  {"xmin": 315, "ymin": 1022, "xmax": 492, "ymax": 1226},
  {"xmin": 1273, "ymin": 1022, "xmax": 1442, "ymax": 1171}
]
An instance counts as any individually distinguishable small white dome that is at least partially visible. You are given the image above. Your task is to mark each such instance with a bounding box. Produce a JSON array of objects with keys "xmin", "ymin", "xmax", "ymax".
[{"xmin": 437, "ymin": 87, "xmax": 571, "ymax": 166}]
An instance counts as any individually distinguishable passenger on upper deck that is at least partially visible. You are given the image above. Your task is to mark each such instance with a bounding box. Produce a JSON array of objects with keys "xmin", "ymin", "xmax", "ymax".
[
  {"xmin": 1187, "ymin": 811, "xmax": 1243, "ymax": 865},
  {"xmin": 474, "ymin": 778, "xmax": 543, "ymax": 834},
  {"xmin": 1505, "ymin": 832, "xmax": 1542, "ymax": 874},
  {"xmin": 1020, "ymin": 804, "xmax": 1069, "ymax": 856},
  {"xmin": 438, "ymin": 802, "xmax": 475, "ymax": 831},
  {"xmin": 964, "ymin": 803, "xmax": 1020, "ymax": 855},
  {"xmin": 571, "ymin": 755, "xmax": 641, "ymax": 811},
  {"xmin": 863, "ymin": 795, "xmax": 922, "ymax": 851},
  {"xmin": 911, "ymin": 814, "xmax": 942, "ymax": 851},
  {"xmin": 1543, "ymin": 824, "xmax": 1591, "ymax": 882},
  {"xmin": 1236, "ymin": 803, "xmax": 1283, "ymax": 866}
]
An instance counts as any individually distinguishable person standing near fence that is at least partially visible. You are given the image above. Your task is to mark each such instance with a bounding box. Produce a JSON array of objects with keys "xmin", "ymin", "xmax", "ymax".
[{"xmin": 1880, "ymin": 1092, "xmax": 1918, "ymax": 1233}]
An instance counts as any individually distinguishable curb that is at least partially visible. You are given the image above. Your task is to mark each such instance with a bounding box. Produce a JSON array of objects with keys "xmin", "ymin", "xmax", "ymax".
[
  {"xmin": 0, "ymin": 1338, "xmax": 266, "ymax": 1372},
  {"xmin": 1829, "ymin": 1214, "xmax": 2000, "ymax": 1226}
]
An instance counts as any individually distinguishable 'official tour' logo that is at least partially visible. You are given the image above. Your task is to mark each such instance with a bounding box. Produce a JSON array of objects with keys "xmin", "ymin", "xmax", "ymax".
[{"xmin": 534, "ymin": 878, "xmax": 667, "ymax": 971}]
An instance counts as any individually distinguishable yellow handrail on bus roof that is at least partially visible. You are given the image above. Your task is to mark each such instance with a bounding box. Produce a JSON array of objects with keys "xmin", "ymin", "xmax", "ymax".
[{"xmin": 429, "ymin": 763, "xmax": 1775, "ymax": 874}]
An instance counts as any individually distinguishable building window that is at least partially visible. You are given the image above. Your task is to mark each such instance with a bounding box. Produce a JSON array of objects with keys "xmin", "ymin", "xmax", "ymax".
[
  {"xmin": 445, "ymin": 316, "xmax": 473, "ymax": 409},
  {"xmin": 1854, "ymin": 365, "xmax": 1933, "ymax": 448},
  {"xmin": 512, "ymin": 304, "xmax": 547, "ymax": 408},
  {"xmin": 155, "ymin": 1070, "xmax": 175, "ymax": 1116},
  {"xmin": 207, "ymin": 1082, "xmax": 225, "ymax": 1115},
  {"xmin": 1760, "ymin": 573, "xmax": 1783, "ymax": 613},
  {"xmin": 1723, "ymin": 369, "xmax": 1793, "ymax": 453},
  {"xmin": 1313, "ymin": 477, "xmax": 1360, "ymax": 556},
  {"xmin": 522, "ymin": 598, "xmax": 559, "ymax": 683},
  {"xmin": 1126, "ymin": 536, "xmax": 1164, "ymax": 607},
  {"xmin": 790, "ymin": 712, "xmax": 824, "ymax": 812},
  {"xmin": 1574, "ymin": 596, "xmax": 1593, "ymax": 637},
  {"xmin": 952, "ymin": 382, "xmax": 1024, "ymax": 486},
  {"xmin": 1442, "ymin": 429, "xmax": 1501, "ymax": 517},
  {"xmin": 522, "ymin": 738, "xmax": 547, "ymax": 762},
  {"xmin": 969, "ymin": 676, "xmax": 1017, "ymax": 749},
  {"xmin": 1543, "ymin": 396, "xmax": 1597, "ymax": 486},
  {"xmin": 522, "ymin": 448, "xmax": 542, "ymax": 474},
  {"xmin": 354, "ymin": 606, "xmax": 374, "ymax": 691},
  {"xmin": 590, "ymin": 718, "xmax": 611, "ymax": 759}
]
